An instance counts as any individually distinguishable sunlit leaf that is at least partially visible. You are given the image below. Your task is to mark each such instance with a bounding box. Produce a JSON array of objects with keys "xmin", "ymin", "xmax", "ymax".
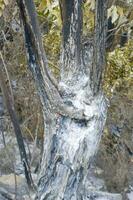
[{"xmin": 108, "ymin": 6, "xmax": 119, "ymax": 23}]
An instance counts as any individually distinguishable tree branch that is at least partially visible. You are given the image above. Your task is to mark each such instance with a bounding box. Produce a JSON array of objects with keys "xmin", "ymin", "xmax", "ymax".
[
  {"xmin": 0, "ymin": 59, "xmax": 35, "ymax": 190},
  {"xmin": 92, "ymin": 0, "xmax": 107, "ymax": 95},
  {"xmin": 59, "ymin": 0, "xmax": 83, "ymax": 80},
  {"xmin": 16, "ymin": 0, "xmax": 87, "ymax": 120}
]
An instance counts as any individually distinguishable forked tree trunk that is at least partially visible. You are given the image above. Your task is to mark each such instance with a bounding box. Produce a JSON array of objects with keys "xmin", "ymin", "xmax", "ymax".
[
  {"xmin": 36, "ymin": 1, "xmax": 107, "ymax": 199},
  {"xmin": 16, "ymin": 0, "xmax": 122, "ymax": 199}
]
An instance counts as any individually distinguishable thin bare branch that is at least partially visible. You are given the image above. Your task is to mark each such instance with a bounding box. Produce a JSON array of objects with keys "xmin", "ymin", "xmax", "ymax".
[
  {"xmin": 0, "ymin": 60, "xmax": 35, "ymax": 190},
  {"xmin": 0, "ymin": 52, "xmax": 14, "ymax": 105}
]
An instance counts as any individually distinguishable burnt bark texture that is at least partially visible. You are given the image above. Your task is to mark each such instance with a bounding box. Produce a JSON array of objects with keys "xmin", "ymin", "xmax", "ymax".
[
  {"xmin": 92, "ymin": 0, "xmax": 107, "ymax": 95},
  {"xmin": 16, "ymin": 0, "xmax": 122, "ymax": 199}
]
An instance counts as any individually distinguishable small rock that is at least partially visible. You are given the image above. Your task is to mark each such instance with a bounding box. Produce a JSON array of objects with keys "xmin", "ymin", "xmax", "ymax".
[
  {"xmin": 0, "ymin": 174, "xmax": 28, "ymax": 196},
  {"xmin": 127, "ymin": 191, "xmax": 133, "ymax": 200}
]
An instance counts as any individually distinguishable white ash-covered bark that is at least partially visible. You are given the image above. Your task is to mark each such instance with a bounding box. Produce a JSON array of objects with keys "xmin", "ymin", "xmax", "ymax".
[
  {"xmin": 35, "ymin": 1, "xmax": 113, "ymax": 199},
  {"xmin": 60, "ymin": 0, "xmax": 84, "ymax": 82},
  {"xmin": 36, "ymin": 85, "xmax": 107, "ymax": 199},
  {"xmin": 16, "ymin": 0, "xmax": 122, "ymax": 199}
]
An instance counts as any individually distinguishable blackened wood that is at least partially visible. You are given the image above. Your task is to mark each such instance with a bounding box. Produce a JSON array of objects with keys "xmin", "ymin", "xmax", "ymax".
[
  {"xmin": 92, "ymin": 0, "xmax": 107, "ymax": 95},
  {"xmin": 59, "ymin": 0, "xmax": 83, "ymax": 79}
]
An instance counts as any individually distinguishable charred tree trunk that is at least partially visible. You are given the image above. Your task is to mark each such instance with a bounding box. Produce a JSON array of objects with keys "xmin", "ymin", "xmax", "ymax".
[
  {"xmin": 16, "ymin": 0, "xmax": 122, "ymax": 199},
  {"xmin": 36, "ymin": 1, "xmax": 108, "ymax": 199}
]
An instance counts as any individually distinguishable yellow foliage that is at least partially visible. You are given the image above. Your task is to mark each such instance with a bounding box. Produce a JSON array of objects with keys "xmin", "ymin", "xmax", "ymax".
[
  {"xmin": 43, "ymin": 29, "xmax": 60, "ymax": 76},
  {"xmin": 35, "ymin": 0, "xmax": 61, "ymax": 76},
  {"xmin": 117, "ymin": 6, "xmax": 124, "ymax": 16},
  {"xmin": 38, "ymin": 1, "xmax": 47, "ymax": 11},
  {"xmin": 0, "ymin": 0, "xmax": 9, "ymax": 17},
  {"xmin": 35, "ymin": 0, "xmax": 133, "ymax": 86},
  {"xmin": 83, "ymin": 2, "xmax": 94, "ymax": 36},
  {"xmin": 104, "ymin": 40, "xmax": 133, "ymax": 97}
]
